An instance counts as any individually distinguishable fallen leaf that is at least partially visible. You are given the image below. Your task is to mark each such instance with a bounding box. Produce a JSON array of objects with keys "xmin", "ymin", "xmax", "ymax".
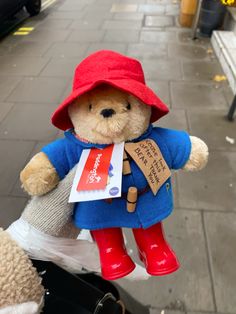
[
  {"xmin": 225, "ymin": 136, "xmax": 235, "ymax": 144},
  {"xmin": 213, "ymin": 75, "xmax": 227, "ymax": 82},
  {"xmin": 207, "ymin": 48, "xmax": 213, "ymax": 54}
]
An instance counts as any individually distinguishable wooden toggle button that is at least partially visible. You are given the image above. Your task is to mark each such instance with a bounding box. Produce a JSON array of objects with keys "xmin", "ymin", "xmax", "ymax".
[
  {"xmin": 123, "ymin": 151, "xmax": 131, "ymax": 175},
  {"xmin": 127, "ymin": 186, "xmax": 138, "ymax": 213}
]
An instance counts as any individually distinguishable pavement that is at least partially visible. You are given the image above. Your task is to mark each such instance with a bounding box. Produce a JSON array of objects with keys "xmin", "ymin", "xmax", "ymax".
[{"xmin": 0, "ymin": 0, "xmax": 236, "ymax": 313}]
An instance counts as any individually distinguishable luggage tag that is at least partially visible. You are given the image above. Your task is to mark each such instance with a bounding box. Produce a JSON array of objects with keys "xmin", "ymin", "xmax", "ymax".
[
  {"xmin": 69, "ymin": 142, "xmax": 124, "ymax": 203},
  {"xmin": 125, "ymin": 139, "xmax": 171, "ymax": 195}
]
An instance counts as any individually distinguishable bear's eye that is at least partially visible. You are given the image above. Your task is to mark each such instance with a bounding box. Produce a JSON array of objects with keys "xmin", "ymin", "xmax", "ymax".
[
  {"xmin": 89, "ymin": 104, "xmax": 92, "ymax": 111},
  {"xmin": 126, "ymin": 102, "xmax": 131, "ymax": 110}
]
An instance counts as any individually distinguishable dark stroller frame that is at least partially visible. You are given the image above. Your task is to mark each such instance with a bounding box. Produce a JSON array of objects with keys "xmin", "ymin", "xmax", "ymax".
[{"xmin": 32, "ymin": 260, "xmax": 150, "ymax": 314}]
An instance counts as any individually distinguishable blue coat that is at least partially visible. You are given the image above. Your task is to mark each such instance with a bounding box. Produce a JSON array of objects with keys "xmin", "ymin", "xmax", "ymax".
[{"xmin": 41, "ymin": 125, "xmax": 191, "ymax": 230}]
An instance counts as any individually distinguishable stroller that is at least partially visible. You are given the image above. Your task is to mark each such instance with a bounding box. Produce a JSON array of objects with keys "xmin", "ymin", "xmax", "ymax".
[{"xmin": 32, "ymin": 260, "xmax": 149, "ymax": 314}]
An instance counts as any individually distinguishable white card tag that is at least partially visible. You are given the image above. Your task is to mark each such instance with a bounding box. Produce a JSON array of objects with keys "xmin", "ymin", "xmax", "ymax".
[{"xmin": 69, "ymin": 142, "xmax": 124, "ymax": 203}]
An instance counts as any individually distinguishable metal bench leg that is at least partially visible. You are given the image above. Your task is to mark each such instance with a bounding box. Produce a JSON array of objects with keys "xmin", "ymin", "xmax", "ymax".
[
  {"xmin": 227, "ymin": 94, "xmax": 236, "ymax": 121},
  {"xmin": 191, "ymin": 0, "xmax": 203, "ymax": 39}
]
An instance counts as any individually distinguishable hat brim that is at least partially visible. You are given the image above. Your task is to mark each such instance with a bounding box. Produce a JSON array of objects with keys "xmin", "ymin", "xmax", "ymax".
[{"xmin": 52, "ymin": 79, "xmax": 169, "ymax": 131}]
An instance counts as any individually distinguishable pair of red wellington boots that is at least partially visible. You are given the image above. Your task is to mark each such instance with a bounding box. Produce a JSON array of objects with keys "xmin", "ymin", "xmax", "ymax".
[{"xmin": 91, "ymin": 222, "xmax": 179, "ymax": 280}]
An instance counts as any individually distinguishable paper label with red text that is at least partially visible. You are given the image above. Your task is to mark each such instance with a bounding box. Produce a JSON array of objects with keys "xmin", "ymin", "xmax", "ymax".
[{"xmin": 69, "ymin": 142, "xmax": 124, "ymax": 202}]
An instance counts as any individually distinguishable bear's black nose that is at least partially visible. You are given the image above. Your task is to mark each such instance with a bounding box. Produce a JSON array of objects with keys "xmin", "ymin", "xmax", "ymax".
[{"xmin": 100, "ymin": 108, "xmax": 116, "ymax": 118}]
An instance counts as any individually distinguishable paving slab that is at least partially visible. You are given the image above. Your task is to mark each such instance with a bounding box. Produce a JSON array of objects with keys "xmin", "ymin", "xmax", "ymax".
[
  {"xmin": 86, "ymin": 42, "xmax": 127, "ymax": 55},
  {"xmin": 0, "ymin": 34, "xmax": 24, "ymax": 48},
  {"xmin": 166, "ymin": 4, "xmax": 179, "ymax": 15},
  {"xmin": 47, "ymin": 11, "xmax": 85, "ymax": 20},
  {"xmin": 153, "ymin": 109, "xmax": 188, "ymax": 131},
  {"xmin": 171, "ymin": 82, "xmax": 228, "ymax": 109},
  {"xmin": 36, "ymin": 18, "xmax": 73, "ymax": 29},
  {"xmin": 140, "ymin": 31, "xmax": 177, "ymax": 43},
  {"xmin": 182, "ymin": 61, "xmax": 224, "ymax": 82},
  {"xmin": 102, "ymin": 20, "xmax": 142, "ymax": 30},
  {"xmin": 177, "ymin": 152, "xmax": 236, "ymax": 212},
  {"xmin": 168, "ymin": 44, "xmax": 208, "ymax": 60},
  {"xmin": 6, "ymin": 41, "xmax": 52, "ymax": 57},
  {"xmin": 21, "ymin": 29, "xmax": 71, "ymax": 42},
  {"xmin": 150, "ymin": 310, "xmax": 184, "ymax": 314},
  {"xmin": 177, "ymin": 30, "xmax": 210, "ymax": 46},
  {"xmin": 0, "ymin": 196, "xmax": 27, "ymax": 229},
  {"xmin": 44, "ymin": 42, "xmax": 88, "ymax": 58},
  {"xmin": 0, "ymin": 55, "xmax": 49, "ymax": 76},
  {"xmin": 146, "ymin": 80, "xmax": 170, "ymax": 105},
  {"xmin": 0, "ymin": 103, "xmax": 59, "ymax": 141},
  {"xmin": 0, "ymin": 103, "xmax": 14, "ymax": 123},
  {"xmin": 142, "ymin": 59, "xmax": 182, "ymax": 80},
  {"xmin": 113, "ymin": 12, "xmax": 144, "ymax": 20},
  {"xmin": 40, "ymin": 58, "xmax": 82, "ymax": 77},
  {"xmin": 146, "ymin": 0, "xmax": 179, "ymax": 3},
  {"xmin": 0, "ymin": 140, "xmax": 35, "ymax": 194},
  {"xmin": 187, "ymin": 109, "xmax": 236, "ymax": 152},
  {"xmin": 118, "ymin": 210, "xmax": 214, "ymax": 312},
  {"xmin": 67, "ymin": 29, "xmax": 105, "ymax": 42},
  {"xmin": 0, "ymin": 77, "xmax": 22, "ymax": 101},
  {"xmin": 69, "ymin": 19, "xmax": 103, "ymax": 30},
  {"xmin": 6, "ymin": 77, "xmax": 70, "ymax": 104},
  {"xmin": 84, "ymin": 10, "xmax": 114, "ymax": 20},
  {"xmin": 127, "ymin": 43, "xmax": 167, "ymax": 59},
  {"xmin": 56, "ymin": 3, "xmax": 86, "ymax": 11},
  {"xmin": 204, "ymin": 212, "xmax": 236, "ymax": 313},
  {"xmin": 138, "ymin": 4, "xmax": 165, "ymax": 14},
  {"xmin": 103, "ymin": 30, "xmax": 140, "ymax": 43},
  {"xmin": 189, "ymin": 312, "xmax": 225, "ymax": 314},
  {"xmin": 144, "ymin": 16, "xmax": 174, "ymax": 28},
  {"xmin": 111, "ymin": 4, "xmax": 138, "ymax": 13}
]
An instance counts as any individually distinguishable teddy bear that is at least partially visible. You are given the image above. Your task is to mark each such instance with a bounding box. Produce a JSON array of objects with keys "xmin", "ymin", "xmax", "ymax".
[
  {"xmin": 0, "ymin": 167, "xmax": 79, "ymax": 314},
  {"xmin": 0, "ymin": 166, "xmax": 100, "ymax": 314},
  {"xmin": 0, "ymin": 228, "xmax": 44, "ymax": 314},
  {"xmin": 20, "ymin": 50, "xmax": 208, "ymax": 281}
]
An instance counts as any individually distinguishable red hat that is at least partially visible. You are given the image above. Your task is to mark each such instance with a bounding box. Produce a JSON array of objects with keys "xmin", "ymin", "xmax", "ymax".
[{"xmin": 52, "ymin": 50, "xmax": 169, "ymax": 130}]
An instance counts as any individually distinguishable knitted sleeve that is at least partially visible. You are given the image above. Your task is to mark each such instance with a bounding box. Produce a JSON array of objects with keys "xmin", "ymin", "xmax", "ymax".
[{"xmin": 156, "ymin": 127, "xmax": 192, "ymax": 170}]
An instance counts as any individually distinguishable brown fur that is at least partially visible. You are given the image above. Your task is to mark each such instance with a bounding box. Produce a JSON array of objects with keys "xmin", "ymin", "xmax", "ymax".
[{"xmin": 20, "ymin": 152, "xmax": 59, "ymax": 196}]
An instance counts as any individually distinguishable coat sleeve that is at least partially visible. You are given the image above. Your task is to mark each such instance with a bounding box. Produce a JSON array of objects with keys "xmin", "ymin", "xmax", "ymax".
[
  {"xmin": 156, "ymin": 127, "xmax": 192, "ymax": 170},
  {"xmin": 41, "ymin": 138, "xmax": 71, "ymax": 180}
]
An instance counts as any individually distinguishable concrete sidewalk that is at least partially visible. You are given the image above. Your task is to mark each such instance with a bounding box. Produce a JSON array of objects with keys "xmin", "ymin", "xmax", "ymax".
[{"xmin": 0, "ymin": 0, "xmax": 236, "ymax": 313}]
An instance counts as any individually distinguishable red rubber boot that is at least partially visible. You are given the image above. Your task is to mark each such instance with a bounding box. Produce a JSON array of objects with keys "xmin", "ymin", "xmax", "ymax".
[
  {"xmin": 133, "ymin": 222, "xmax": 180, "ymax": 276},
  {"xmin": 91, "ymin": 228, "xmax": 135, "ymax": 280}
]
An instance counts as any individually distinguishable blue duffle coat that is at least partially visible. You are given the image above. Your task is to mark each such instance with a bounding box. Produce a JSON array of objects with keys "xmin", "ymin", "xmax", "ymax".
[{"xmin": 42, "ymin": 125, "xmax": 191, "ymax": 230}]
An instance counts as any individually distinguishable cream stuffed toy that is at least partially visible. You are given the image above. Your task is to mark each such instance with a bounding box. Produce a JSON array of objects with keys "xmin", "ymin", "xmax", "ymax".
[
  {"xmin": 0, "ymin": 228, "xmax": 44, "ymax": 314},
  {"xmin": 20, "ymin": 50, "xmax": 208, "ymax": 281},
  {"xmin": 0, "ymin": 167, "xmax": 100, "ymax": 314}
]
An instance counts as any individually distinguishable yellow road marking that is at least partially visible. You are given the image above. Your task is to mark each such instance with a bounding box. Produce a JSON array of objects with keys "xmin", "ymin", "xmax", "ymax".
[
  {"xmin": 13, "ymin": 31, "xmax": 30, "ymax": 35},
  {"xmin": 18, "ymin": 27, "xmax": 34, "ymax": 31},
  {"xmin": 13, "ymin": 0, "xmax": 56, "ymax": 36}
]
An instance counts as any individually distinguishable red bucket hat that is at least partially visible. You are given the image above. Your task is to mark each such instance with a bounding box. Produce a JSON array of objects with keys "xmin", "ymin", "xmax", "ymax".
[{"xmin": 52, "ymin": 50, "xmax": 169, "ymax": 130}]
